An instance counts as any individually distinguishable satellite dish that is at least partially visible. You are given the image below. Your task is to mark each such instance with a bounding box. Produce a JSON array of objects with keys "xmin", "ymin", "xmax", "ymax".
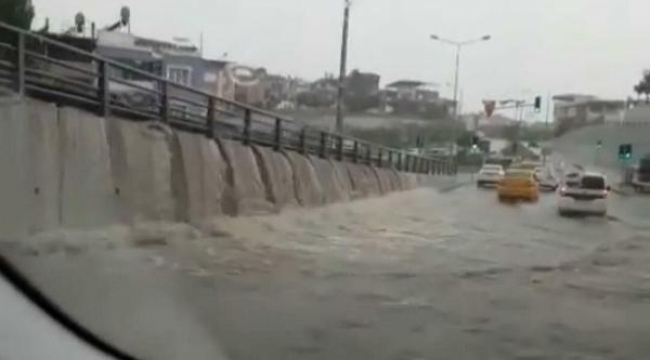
[
  {"xmin": 120, "ymin": 6, "xmax": 130, "ymax": 26},
  {"xmin": 228, "ymin": 65, "xmax": 262, "ymax": 87},
  {"xmin": 74, "ymin": 12, "xmax": 85, "ymax": 33}
]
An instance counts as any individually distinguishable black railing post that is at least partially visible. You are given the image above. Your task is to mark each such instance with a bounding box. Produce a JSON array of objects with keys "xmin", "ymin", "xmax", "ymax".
[
  {"xmin": 98, "ymin": 61, "xmax": 110, "ymax": 117},
  {"xmin": 299, "ymin": 129, "xmax": 307, "ymax": 154},
  {"xmin": 377, "ymin": 148, "xmax": 383, "ymax": 167},
  {"xmin": 397, "ymin": 152, "xmax": 402, "ymax": 171},
  {"xmin": 274, "ymin": 118, "xmax": 282, "ymax": 151},
  {"xmin": 15, "ymin": 32, "xmax": 25, "ymax": 95},
  {"xmin": 320, "ymin": 131, "xmax": 328, "ymax": 158},
  {"xmin": 160, "ymin": 81, "xmax": 169, "ymax": 123},
  {"xmin": 387, "ymin": 151, "xmax": 393, "ymax": 167},
  {"xmin": 405, "ymin": 155, "xmax": 411, "ymax": 172},
  {"xmin": 243, "ymin": 109, "xmax": 252, "ymax": 145},
  {"xmin": 353, "ymin": 141, "xmax": 359, "ymax": 163},
  {"xmin": 206, "ymin": 97, "xmax": 215, "ymax": 138},
  {"xmin": 366, "ymin": 146, "xmax": 371, "ymax": 165},
  {"xmin": 336, "ymin": 136, "xmax": 344, "ymax": 161}
]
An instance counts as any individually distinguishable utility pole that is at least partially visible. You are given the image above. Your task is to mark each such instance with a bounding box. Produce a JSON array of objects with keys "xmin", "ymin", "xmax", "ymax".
[
  {"xmin": 543, "ymin": 92, "xmax": 551, "ymax": 165},
  {"xmin": 335, "ymin": 0, "xmax": 351, "ymax": 134},
  {"xmin": 452, "ymin": 45, "xmax": 461, "ymax": 120}
]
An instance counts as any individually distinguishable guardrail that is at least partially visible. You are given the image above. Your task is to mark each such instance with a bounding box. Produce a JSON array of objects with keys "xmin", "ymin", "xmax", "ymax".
[{"xmin": 0, "ymin": 21, "xmax": 453, "ymax": 174}]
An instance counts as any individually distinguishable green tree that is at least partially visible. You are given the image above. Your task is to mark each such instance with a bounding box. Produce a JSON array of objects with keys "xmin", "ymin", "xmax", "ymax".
[
  {"xmin": 0, "ymin": 0, "xmax": 34, "ymax": 29},
  {"xmin": 633, "ymin": 70, "xmax": 650, "ymax": 103},
  {"xmin": 0, "ymin": 0, "xmax": 34, "ymax": 47}
]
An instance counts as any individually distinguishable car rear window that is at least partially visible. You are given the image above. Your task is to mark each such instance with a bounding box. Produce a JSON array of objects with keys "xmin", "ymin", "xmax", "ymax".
[
  {"xmin": 506, "ymin": 170, "xmax": 532, "ymax": 179},
  {"xmin": 581, "ymin": 176, "xmax": 605, "ymax": 190}
]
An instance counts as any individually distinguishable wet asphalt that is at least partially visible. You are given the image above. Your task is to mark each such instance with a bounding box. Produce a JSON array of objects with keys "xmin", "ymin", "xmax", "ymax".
[{"xmin": 3, "ymin": 175, "xmax": 650, "ymax": 360}]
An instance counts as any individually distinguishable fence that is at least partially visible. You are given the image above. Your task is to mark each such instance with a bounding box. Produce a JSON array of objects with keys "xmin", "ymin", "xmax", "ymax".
[{"xmin": 0, "ymin": 21, "xmax": 452, "ymax": 174}]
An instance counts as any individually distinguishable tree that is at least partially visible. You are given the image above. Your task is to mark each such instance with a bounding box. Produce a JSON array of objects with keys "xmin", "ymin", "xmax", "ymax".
[
  {"xmin": 0, "ymin": 0, "xmax": 34, "ymax": 46},
  {"xmin": 0, "ymin": 0, "xmax": 34, "ymax": 29},
  {"xmin": 633, "ymin": 70, "xmax": 650, "ymax": 103}
]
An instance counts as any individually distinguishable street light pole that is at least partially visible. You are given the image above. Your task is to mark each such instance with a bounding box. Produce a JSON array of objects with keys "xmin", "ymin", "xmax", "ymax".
[
  {"xmin": 335, "ymin": 0, "xmax": 351, "ymax": 134},
  {"xmin": 430, "ymin": 34, "xmax": 490, "ymax": 155},
  {"xmin": 452, "ymin": 44, "xmax": 461, "ymax": 120}
]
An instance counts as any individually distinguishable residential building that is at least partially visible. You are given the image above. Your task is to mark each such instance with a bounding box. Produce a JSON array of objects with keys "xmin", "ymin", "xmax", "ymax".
[
  {"xmin": 383, "ymin": 80, "xmax": 440, "ymax": 103},
  {"xmin": 295, "ymin": 75, "xmax": 338, "ymax": 108},
  {"xmin": 553, "ymin": 94, "xmax": 625, "ymax": 134},
  {"xmin": 381, "ymin": 80, "xmax": 453, "ymax": 119},
  {"xmin": 621, "ymin": 100, "xmax": 650, "ymax": 123},
  {"xmin": 231, "ymin": 67, "xmax": 268, "ymax": 107},
  {"xmin": 346, "ymin": 70, "xmax": 380, "ymax": 98},
  {"xmin": 96, "ymin": 31, "xmax": 233, "ymax": 99}
]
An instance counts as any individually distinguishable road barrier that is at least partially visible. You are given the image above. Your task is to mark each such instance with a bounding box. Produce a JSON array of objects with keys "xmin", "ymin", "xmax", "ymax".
[{"xmin": 0, "ymin": 21, "xmax": 450, "ymax": 175}]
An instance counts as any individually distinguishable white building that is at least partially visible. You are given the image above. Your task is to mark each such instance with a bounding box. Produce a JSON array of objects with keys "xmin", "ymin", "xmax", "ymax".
[{"xmin": 553, "ymin": 94, "xmax": 625, "ymax": 134}]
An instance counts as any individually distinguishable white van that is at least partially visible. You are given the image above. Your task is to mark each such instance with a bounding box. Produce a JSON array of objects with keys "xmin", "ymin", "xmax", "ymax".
[{"xmin": 557, "ymin": 172, "xmax": 610, "ymax": 217}]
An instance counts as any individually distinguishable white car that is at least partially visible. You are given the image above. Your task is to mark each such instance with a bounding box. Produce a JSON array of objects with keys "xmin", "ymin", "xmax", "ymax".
[
  {"xmin": 534, "ymin": 167, "xmax": 559, "ymax": 191},
  {"xmin": 476, "ymin": 164, "xmax": 505, "ymax": 187},
  {"xmin": 558, "ymin": 172, "xmax": 610, "ymax": 217}
]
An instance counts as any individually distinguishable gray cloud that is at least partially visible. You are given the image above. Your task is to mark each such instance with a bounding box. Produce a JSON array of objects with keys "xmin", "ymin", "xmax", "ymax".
[{"xmin": 33, "ymin": 0, "xmax": 649, "ymax": 115}]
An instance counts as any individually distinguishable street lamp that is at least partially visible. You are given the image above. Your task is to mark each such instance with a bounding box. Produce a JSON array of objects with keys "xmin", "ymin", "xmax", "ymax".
[
  {"xmin": 429, "ymin": 34, "xmax": 491, "ymax": 121},
  {"xmin": 429, "ymin": 34, "xmax": 490, "ymax": 157}
]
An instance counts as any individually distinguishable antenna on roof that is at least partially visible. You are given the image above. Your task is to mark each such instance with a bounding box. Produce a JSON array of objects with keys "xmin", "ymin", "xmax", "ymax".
[
  {"xmin": 105, "ymin": 6, "xmax": 131, "ymax": 32},
  {"xmin": 74, "ymin": 12, "xmax": 85, "ymax": 33}
]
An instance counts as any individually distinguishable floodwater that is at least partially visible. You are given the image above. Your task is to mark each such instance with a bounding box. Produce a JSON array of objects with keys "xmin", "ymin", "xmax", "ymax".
[{"xmin": 2, "ymin": 176, "xmax": 650, "ymax": 360}]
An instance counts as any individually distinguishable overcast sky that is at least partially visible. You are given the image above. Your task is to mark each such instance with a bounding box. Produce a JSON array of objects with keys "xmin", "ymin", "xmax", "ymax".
[{"xmin": 32, "ymin": 0, "xmax": 650, "ymax": 117}]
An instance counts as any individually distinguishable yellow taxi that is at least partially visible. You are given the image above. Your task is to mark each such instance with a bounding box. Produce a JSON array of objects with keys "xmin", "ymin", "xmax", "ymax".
[{"xmin": 497, "ymin": 169, "xmax": 539, "ymax": 202}]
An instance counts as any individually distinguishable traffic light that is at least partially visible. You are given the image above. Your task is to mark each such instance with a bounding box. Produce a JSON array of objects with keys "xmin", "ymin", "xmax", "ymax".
[
  {"xmin": 534, "ymin": 96, "xmax": 542, "ymax": 112},
  {"xmin": 471, "ymin": 135, "xmax": 479, "ymax": 149},
  {"xmin": 619, "ymin": 144, "xmax": 633, "ymax": 160}
]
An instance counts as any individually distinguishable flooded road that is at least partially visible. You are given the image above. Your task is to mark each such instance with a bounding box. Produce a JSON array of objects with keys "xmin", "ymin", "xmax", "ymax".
[{"xmin": 3, "ymin": 179, "xmax": 650, "ymax": 360}]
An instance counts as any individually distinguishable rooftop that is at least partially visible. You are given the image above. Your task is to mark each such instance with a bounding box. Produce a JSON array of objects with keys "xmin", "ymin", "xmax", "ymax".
[
  {"xmin": 386, "ymin": 80, "xmax": 431, "ymax": 88},
  {"xmin": 554, "ymin": 98, "xmax": 625, "ymax": 108}
]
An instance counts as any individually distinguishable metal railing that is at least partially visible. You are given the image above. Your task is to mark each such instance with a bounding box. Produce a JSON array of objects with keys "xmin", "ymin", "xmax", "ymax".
[{"xmin": 0, "ymin": 21, "xmax": 453, "ymax": 174}]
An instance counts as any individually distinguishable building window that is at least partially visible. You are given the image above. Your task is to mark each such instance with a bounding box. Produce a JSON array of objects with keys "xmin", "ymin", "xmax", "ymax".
[{"xmin": 167, "ymin": 66, "xmax": 192, "ymax": 86}]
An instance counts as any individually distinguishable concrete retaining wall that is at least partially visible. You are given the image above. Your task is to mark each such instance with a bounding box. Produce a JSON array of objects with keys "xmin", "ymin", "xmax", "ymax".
[
  {"xmin": 109, "ymin": 120, "xmax": 176, "ymax": 223},
  {"xmin": 28, "ymin": 100, "xmax": 60, "ymax": 233},
  {"xmin": 0, "ymin": 98, "xmax": 444, "ymax": 238},
  {"xmin": 175, "ymin": 132, "xmax": 228, "ymax": 225},
  {"xmin": 372, "ymin": 167, "xmax": 393, "ymax": 194},
  {"xmin": 308, "ymin": 155, "xmax": 350, "ymax": 204},
  {"xmin": 345, "ymin": 163, "xmax": 382, "ymax": 198},
  {"xmin": 217, "ymin": 139, "xmax": 275, "ymax": 216},
  {"xmin": 252, "ymin": 146, "xmax": 298, "ymax": 211},
  {"xmin": 329, "ymin": 160, "xmax": 354, "ymax": 201},
  {"xmin": 58, "ymin": 107, "xmax": 119, "ymax": 228},
  {"xmin": 284, "ymin": 151, "xmax": 324, "ymax": 207},
  {"xmin": 345, "ymin": 163, "xmax": 370, "ymax": 199},
  {"xmin": 399, "ymin": 172, "xmax": 419, "ymax": 190},
  {"xmin": 0, "ymin": 99, "xmax": 57, "ymax": 237},
  {"xmin": 387, "ymin": 168, "xmax": 403, "ymax": 191}
]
